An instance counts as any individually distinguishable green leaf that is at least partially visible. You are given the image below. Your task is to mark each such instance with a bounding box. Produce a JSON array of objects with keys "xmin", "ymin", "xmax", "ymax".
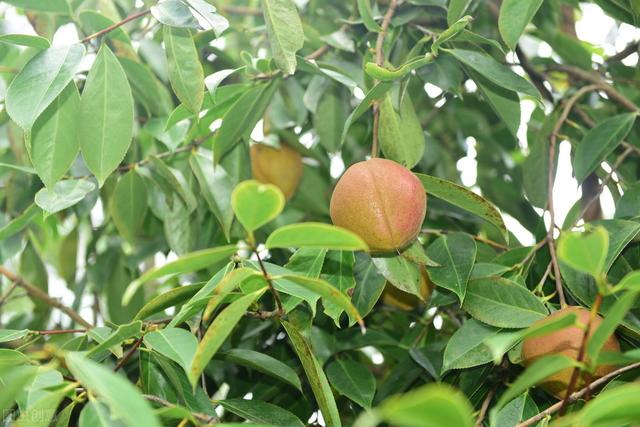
[
  {"xmin": 34, "ymin": 179, "xmax": 95, "ymax": 215},
  {"xmin": 416, "ymin": 173, "xmax": 507, "ymax": 240},
  {"xmin": 484, "ymin": 311, "xmax": 577, "ymax": 364},
  {"xmin": 357, "ymin": 0, "xmax": 382, "ymax": 32},
  {"xmin": 557, "ymin": 226, "xmax": 609, "ymax": 278},
  {"xmin": 426, "ymin": 233, "xmax": 476, "ymax": 303},
  {"xmin": 148, "ymin": 156, "xmax": 197, "ymax": 212},
  {"xmin": 281, "ymin": 320, "xmax": 341, "ymax": 427},
  {"xmin": 352, "ymin": 253, "xmax": 387, "ymax": 318},
  {"xmin": 321, "ymin": 251, "xmax": 356, "ymax": 323},
  {"xmin": 498, "ymin": 0, "xmax": 544, "ymax": 49},
  {"xmin": 378, "ymin": 93, "xmax": 425, "ymax": 169},
  {"xmin": 0, "ymin": 203, "xmax": 40, "ymax": 240},
  {"xmin": 261, "ymin": 0, "xmax": 304, "ymax": 74},
  {"xmin": 109, "ymin": 170, "xmax": 148, "ymax": 242},
  {"xmin": 213, "ymin": 80, "xmax": 279, "ymax": 162},
  {"xmin": 565, "ymin": 383, "xmax": 640, "ymax": 427},
  {"xmin": 0, "ymin": 365, "xmax": 37, "ymax": 417},
  {"xmin": 164, "ymin": 25, "xmax": 204, "ymax": 113},
  {"xmin": 587, "ymin": 290, "xmax": 638, "ymax": 367},
  {"xmin": 134, "ymin": 283, "xmax": 203, "ymax": 321},
  {"xmin": 447, "ymin": 0, "xmax": 472, "ymax": 25},
  {"xmin": 189, "ymin": 287, "xmax": 267, "ymax": 387},
  {"xmin": 462, "ymin": 277, "xmax": 548, "ymax": 328},
  {"xmin": 314, "ymin": 83, "xmax": 350, "ymax": 152},
  {"xmin": 15, "ymin": 384, "xmax": 72, "ymax": 427},
  {"xmin": 29, "ymin": 82, "xmax": 80, "ymax": 189},
  {"xmin": 277, "ymin": 275, "xmax": 364, "ymax": 329},
  {"xmin": 341, "ymin": 82, "xmax": 392, "ymax": 144},
  {"xmin": 493, "ymin": 393, "xmax": 539, "ymax": 427},
  {"xmin": 79, "ymin": 45, "xmax": 134, "ymax": 186},
  {"xmin": 219, "ymin": 399, "xmax": 305, "ymax": 427},
  {"xmin": 0, "ymin": 329, "xmax": 28, "ymax": 343},
  {"xmin": 0, "ymin": 33, "xmax": 50, "ymax": 49},
  {"xmin": 285, "ymin": 248, "xmax": 327, "ymax": 279},
  {"xmin": 442, "ymin": 319, "xmax": 500, "ymax": 371},
  {"xmin": 372, "ymin": 255, "xmax": 422, "ymax": 299},
  {"xmin": 491, "ymin": 354, "xmax": 580, "ymax": 417},
  {"xmin": 3, "ymin": 0, "xmax": 69, "ymax": 12},
  {"xmin": 612, "ymin": 270, "xmax": 640, "ymax": 293},
  {"xmin": 326, "ymin": 359, "xmax": 376, "ymax": 408},
  {"xmin": 0, "ymin": 349, "xmax": 30, "ymax": 367},
  {"xmin": 144, "ymin": 328, "xmax": 197, "ymax": 377},
  {"xmin": 446, "ymin": 48, "xmax": 540, "ymax": 99},
  {"xmin": 86, "ymin": 321, "xmax": 142, "ymax": 358},
  {"xmin": 65, "ymin": 352, "xmax": 161, "ymax": 427},
  {"xmin": 573, "ymin": 113, "xmax": 636, "ymax": 182},
  {"xmin": 217, "ymin": 349, "xmax": 302, "ymax": 391},
  {"xmin": 183, "ymin": 0, "xmax": 229, "ymax": 36},
  {"xmin": 123, "ymin": 245, "xmax": 237, "ymax": 305},
  {"xmin": 151, "ymin": 0, "xmax": 199, "ymax": 28},
  {"xmin": 189, "ymin": 151, "xmax": 234, "ymax": 240},
  {"xmin": 378, "ymin": 383, "xmax": 474, "ymax": 427},
  {"xmin": 467, "ymin": 67, "xmax": 521, "ymax": 137},
  {"xmin": 231, "ymin": 180, "xmax": 285, "ymax": 233},
  {"xmin": 202, "ymin": 268, "xmax": 264, "ymax": 321},
  {"xmin": 6, "ymin": 44, "xmax": 84, "ymax": 131},
  {"xmin": 266, "ymin": 222, "xmax": 369, "ymax": 251}
]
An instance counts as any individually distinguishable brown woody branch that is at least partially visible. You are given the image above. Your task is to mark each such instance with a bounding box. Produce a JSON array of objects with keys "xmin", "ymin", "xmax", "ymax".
[
  {"xmin": 517, "ymin": 360, "xmax": 640, "ymax": 426},
  {"xmin": 0, "ymin": 265, "xmax": 93, "ymax": 329},
  {"xmin": 81, "ymin": 9, "xmax": 151, "ymax": 43}
]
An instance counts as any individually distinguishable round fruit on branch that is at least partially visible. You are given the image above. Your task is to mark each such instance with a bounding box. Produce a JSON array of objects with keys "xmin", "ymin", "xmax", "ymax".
[
  {"xmin": 521, "ymin": 306, "xmax": 620, "ymax": 398},
  {"xmin": 250, "ymin": 142, "xmax": 303, "ymax": 200},
  {"xmin": 329, "ymin": 158, "xmax": 426, "ymax": 253}
]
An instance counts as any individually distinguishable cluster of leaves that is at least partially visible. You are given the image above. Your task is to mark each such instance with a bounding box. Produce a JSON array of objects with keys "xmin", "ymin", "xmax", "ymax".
[{"xmin": 1, "ymin": 0, "xmax": 640, "ymax": 426}]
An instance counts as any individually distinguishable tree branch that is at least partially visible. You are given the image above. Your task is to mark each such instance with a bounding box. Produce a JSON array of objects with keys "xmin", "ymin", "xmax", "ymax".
[
  {"xmin": 517, "ymin": 361, "xmax": 640, "ymax": 427},
  {"xmin": 546, "ymin": 64, "xmax": 639, "ymax": 112},
  {"xmin": 0, "ymin": 265, "xmax": 93, "ymax": 329},
  {"xmin": 253, "ymin": 250, "xmax": 284, "ymax": 316},
  {"xmin": 371, "ymin": 0, "xmax": 399, "ymax": 158},
  {"xmin": 547, "ymin": 85, "xmax": 600, "ymax": 308},
  {"xmin": 515, "ymin": 45, "xmax": 553, "ymax": 103},
  {"xmin": 607, "ymin": 40, "xmax": 639, "ymax": 62},
  {"xmin": 81, "ymin": 9, "xmax": 151, "ymax": 43}
]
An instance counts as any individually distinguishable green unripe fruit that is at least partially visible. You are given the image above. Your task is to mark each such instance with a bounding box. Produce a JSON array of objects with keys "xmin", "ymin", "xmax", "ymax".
[{"xmin": 329, "ymin": 158, "xmax": 427, "ymax": 253}]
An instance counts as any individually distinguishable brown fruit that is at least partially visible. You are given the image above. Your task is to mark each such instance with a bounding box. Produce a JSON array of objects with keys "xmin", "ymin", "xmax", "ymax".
[
  {"xmin": 383, "ymin": 266, "xmax": 433, "ymax": 310},
  {"xmin": 250, "ymin": 143, "xmax": 303, "ymax": 200},
  {"xmin": 521, "ymin": 306, "xmax": 620, "ymax": 398},
  {"xmin": 329, "ymin": 158, "xmax": 426, "ymax": 252}
]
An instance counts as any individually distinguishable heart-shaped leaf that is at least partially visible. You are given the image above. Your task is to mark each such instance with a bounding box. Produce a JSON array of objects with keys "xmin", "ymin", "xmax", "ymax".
[
  {"xmin": 557, "ymin": 226, "xmax": 609, "ymax": 278},
  {"xmin": 231, "ymin": 180, "xmax": 285, "ymax": 234}
]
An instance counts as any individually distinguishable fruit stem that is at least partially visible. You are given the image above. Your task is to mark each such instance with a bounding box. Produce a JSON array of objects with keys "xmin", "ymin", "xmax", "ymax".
[{"xmin": 371, "ymin": 0, "xmax": 399, "ymax": 158}]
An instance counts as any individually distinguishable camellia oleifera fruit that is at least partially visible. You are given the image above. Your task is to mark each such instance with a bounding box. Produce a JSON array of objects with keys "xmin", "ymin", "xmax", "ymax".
[
  {"xmin": 521, "ymin": 306, "xmax": 620, "ymax": 398},
  {"xmin": 250, "ymin": 142, "xmax": 303, "ymax": 200},
  {"xmin": 330, "ymin": 158, "xmax": 426, "ymax": 252},
  {"xmin": 383, "ymin": 266, "xmax": 433, "ymax": 310}
]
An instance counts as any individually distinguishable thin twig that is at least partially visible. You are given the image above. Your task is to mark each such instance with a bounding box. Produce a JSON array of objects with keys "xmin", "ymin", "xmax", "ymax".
[
  {"xmin": 305, "ymin": 24, "xmax": 349, "ymax": 61},
  {"xmin": 547, "ymin": 85, "xmax": 599, "ymax": 309},
  {"xmin": 114, "ymin": 337, "xmax": 143, "ymax": 372},
  {"xmin": 476, "ymin": 386, "xmax": 498, "ymax": 427},
  {"xmin": 559, "ymin": 294, "xmax": 603, "ymax": 415},
  {"xmin": 371, "ymin": 0, "xmax": 399, "ymax": 158},
  {"xmin": 81, "ymin": 9, "xmax": 151, "ymax": 43},
  {"xmin": 421, "ymin": 228, "xmax": 509, "ymax": 250},
  {"xmin": 34, "ymin": 329, "xmax": 86, "ymax": 335},
  {"xmin": 0, "ymin": 265, "xmax": 93, "ymax": 328},
  {"xmin": 515, "ymin": 45, "xmax": 553, "ymax": 102},
  {"xmin": 546, "ymin": 64, "xmax": 639, "ymax": 112},
  {"xmin": 517, "ymin": 353, "xmax": 640, "ymax": 426},
  {"xmin": 253, "ymin": 250, "xmax": 284, "ymax": 316},
  {"xmin": 144, "ymin": 394, "xmax": 218, "ymax": 424}
]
